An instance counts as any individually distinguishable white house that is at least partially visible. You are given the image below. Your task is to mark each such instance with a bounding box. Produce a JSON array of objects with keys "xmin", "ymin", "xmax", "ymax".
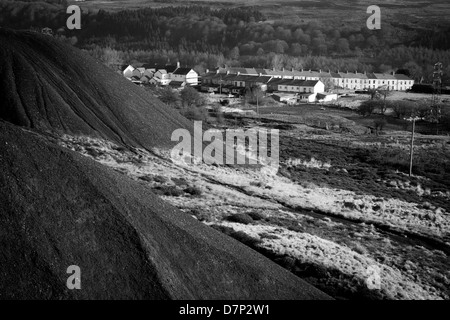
[
  {"xmin": 153, "ymin": 69, "xmax": 171, "ymax": 85},
  {"xmin": 142, "ymin": 69, "xmax": 154, "ymax": 79},
  {"xmin": 131, "ymin": 67, "xmax": 145, "ymax": 78},
  {"xmin": 122, "ymin": 65, "xmax": 135, "ymax": 79},
  {"xmin": 394, "ymin": 74, "xmax": 414, "ymax": 91},
  {"xmin": 274, "ymin": 80, "xmax": 324, "ymax": 95},
  {"xmin": 171, "ymin": 67, "xmax": 199, "ymax": 86}
]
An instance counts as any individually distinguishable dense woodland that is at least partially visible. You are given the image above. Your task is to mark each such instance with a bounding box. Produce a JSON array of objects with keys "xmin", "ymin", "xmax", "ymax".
[{"xmin": 1, "ymin": 0, "xmax": 450, "ymax": 83}]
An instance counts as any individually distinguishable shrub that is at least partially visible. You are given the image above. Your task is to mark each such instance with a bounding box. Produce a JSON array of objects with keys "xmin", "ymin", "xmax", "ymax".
[
  {"xmin": 247, "ymin": 211, "xmax": 266, "ymax": 221},
  {"xmin": 391, "ymin": 101, "xmax": 415, "ymax": 119},
  {"xmin": 112, "ymin": 145, "xmax": 127, "ymax": 152},
  {"xmin": 228, "ymin": 230, "xmax": 262, "ymax": 247},
  {"xmin": 85, "ymin": 147, "xmax": 101, "ymax": 157},
  {"xmin": 249, "ymin": 180, "xmax": 265, "ymax": 187},
  {"xmin": 266, "ymin": 216, "xmax": 304, "ymax": 233},
  {"xmin": 226, "ymin": 213, "xmax": 254, "ymax": 224},
  {"xmin": 351, "ymin": 243, "xmax": 369, "ymax": 255},
  {"xmin": 181, "ymin": 106, "xmax": 208, "ymax": 121},
  {"xmin": 158, "ymin": 86, "xmax": 179, "ymax": 108},
  {"xmin": 190, "ymin": 209, "xmax": 210, "ymax": 222},
  {"xmin": 373, "ymin": 118, "xmax": 387, "ymax": 133},
  {"xmin": 209, "ymin": 224, "xmax": 262, "ymax": 247},
  {"xmin": 259, "ymin": 232, "xmax": 280, "ymax": 240},
  {"xmin": 358, "ymin": 100, "xmax": 382, "ymax": 116},
  {"xmin": 138, "ymin": 175, "xmax": 153, "ymax": 182},
  {"xmin": 155, "ymin": 185, "xmax": 183, "ymax": 196},
  {"xmin": 171, "ymin": 177, "xmax": 188, "ymax": 186},
  {"xmin": 184, "ymin": 186, "xmax": 202, "ymax": 196},
  {"xmin": 153, "ymin": 175, "xmax": 168, "ymax": 183}
]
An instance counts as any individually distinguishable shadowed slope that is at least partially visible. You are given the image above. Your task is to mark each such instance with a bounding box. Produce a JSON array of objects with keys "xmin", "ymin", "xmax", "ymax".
[
  {"xmin": 0, "ymin": 121, "xmax": 331, "ymax": 299},
  {"xmin": 0, "ymin": 28, "xmax": 191, "ymax": 149}
]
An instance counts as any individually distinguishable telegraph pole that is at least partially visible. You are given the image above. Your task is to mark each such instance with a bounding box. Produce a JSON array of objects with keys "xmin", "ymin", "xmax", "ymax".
[{"xmin": 431, "ymin": 62, "xmax": 443, "ymax": 134}]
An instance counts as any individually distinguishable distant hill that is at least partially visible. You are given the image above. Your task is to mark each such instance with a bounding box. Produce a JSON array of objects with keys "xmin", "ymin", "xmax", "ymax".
[
  {"xmin": 0, "ymin": 29, "xmax": 331, "ymax": 299},
  {"xmin": 0, "ymin": 28, "xmax": 192, "ymax": 150}
]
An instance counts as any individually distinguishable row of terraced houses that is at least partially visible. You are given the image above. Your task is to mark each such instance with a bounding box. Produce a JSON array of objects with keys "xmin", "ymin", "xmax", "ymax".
[{"xmin": 203, "ymin": 67, "xmax": 415, "ymax": 92}]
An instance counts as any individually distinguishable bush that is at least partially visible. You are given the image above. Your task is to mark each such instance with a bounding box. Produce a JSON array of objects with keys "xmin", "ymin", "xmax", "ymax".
[
  {"xmin": 190, "ymin": 209, "xmax": 210, "ymax": 222},
  {"xmin": 155, "ymin": 185, "xmax": 183, "ymax": 196},
  {"xmin": 153, "ymin": 175, "xmax": 168, "ymax": 183},
  {"xmin": 373, "ymin": 118, "xmax": 387, "ymax": 133},
  {"xmin": 259, "ymin": 232, "xmax": 279, "ymax": 240},
  {"xmin": 391, "ymin": 101, "xmax": 415, "ymax": 119},
  {"xmin": 210, "ymin": 224, "xmax": 262, "ymax": 247},
  {"xmin": 181, "ymin": 86, "xmax": 205, "ymax": 108},
  {"xmin": 247, "ymin": 211, "xmax": 266, "ymax": 221},
  {"xmin": 171, "ymin": 177, "xmax": 188, "ymax": 186},
  {"xmin": 138, "ymin": 175, "xmax": 153, "ymax": 182},
  {"xmin": 228, "ymin": 230, "xmax": 262, "ymax": 247},
  {"xmin": 358, "ymin": 100, "xmax": 382, "ymax": 116},
  {"xmin": 184, "ymin": 186, "xmax": 202, "ymax": 196},
  {"xmin": 181, "ymin": 106, "xmax": 208, "ymax": 121},
  {"xmin": 226, "ymin": 213, "xmax": 254, "ymax": 224},
  {"xmin": 158, "ymin": 86, "xmax": 179, "ymax": 108}
]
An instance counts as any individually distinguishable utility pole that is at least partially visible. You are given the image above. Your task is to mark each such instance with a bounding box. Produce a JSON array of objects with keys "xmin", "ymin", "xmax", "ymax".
[
  {"xmin": 431, "ymin": 62, "xmax": 443, "ymax": 134},
  {"xmin": 256, "ymin": 92, "xmax": 259, "ymax": 121}
]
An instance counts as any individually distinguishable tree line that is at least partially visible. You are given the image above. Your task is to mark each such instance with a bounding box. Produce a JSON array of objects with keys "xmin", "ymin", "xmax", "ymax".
[{"xmin": 1, "ymin": 1, "xmax": 449, "ymax": 83}]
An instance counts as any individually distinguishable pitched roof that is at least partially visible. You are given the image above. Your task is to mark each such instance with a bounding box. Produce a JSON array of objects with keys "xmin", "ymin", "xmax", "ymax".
[
  {"xmin": 269, "ymin": 79, "xmax": 320, "ymax": 87},
  {"xmin": 302, "ymin": 80, "xmax": 320, "ymax": 86},
  {"xmin": 372, "ymin": 73, "xmax": 396, "ymax": 80},
  {"xmin": 173, "ymin": 67, "xmax": 194, "ymax": 75},
  {"xmin": 165, "ymin": 65, "xmax": 178, "ymax": 73},
  {"xmin": 339, "ymin": 72, "xmax": 368, "ymax": 79},
  {"xmin": 121, "ymin": 64, "xmax": 134, "ymax": 71},
  {"xmin": 394, "ymin": 74, "xmax": 413, "ymax": 80}
]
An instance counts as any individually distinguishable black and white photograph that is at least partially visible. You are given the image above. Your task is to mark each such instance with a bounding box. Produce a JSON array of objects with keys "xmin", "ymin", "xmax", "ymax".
[{"xmin": 0, "ymin": 0, "xmax": 449, "ymax": 307}]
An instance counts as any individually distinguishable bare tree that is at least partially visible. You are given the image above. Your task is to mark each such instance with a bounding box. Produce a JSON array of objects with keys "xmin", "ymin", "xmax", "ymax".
[{"xmin": 377, "ymin": 87, "xmax": 393, "ymax": 115}]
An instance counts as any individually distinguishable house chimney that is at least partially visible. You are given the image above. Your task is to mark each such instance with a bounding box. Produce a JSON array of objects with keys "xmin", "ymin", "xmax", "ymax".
[
  {"xmin": 301, "ymin": 68, "xmax": 304, "ymax": 72},
  {"xmin": 346, "ymin": 70, "xmax": 349, "ymax": 74},
  {"xmin": 177, "ymin": 61, "xmax": 180, "ymax": 68},
  {"xmin": 227, "ymin": 70, "xmax": 230, "ymax": 75},
  {"xmin": 282, "ymin": 68, "xmax": 285, "ymax": 71},
  {"xmin": 206, "ymin": 69, "xmax": 209, "ymax": 73},
  {"xmin": 392, "ymin": 71, "xmax": 395, "ymax": 75},
  {"xmin": 237, "ymin": 72, "xmax": 240, "ymax": 75},
  {"xmin": 291, "ymin": 68, "xmax": 294, "ymax": 72},
  {"xmin": 273, "ymin": 67, "xmax": 276, "ymax": 71}
]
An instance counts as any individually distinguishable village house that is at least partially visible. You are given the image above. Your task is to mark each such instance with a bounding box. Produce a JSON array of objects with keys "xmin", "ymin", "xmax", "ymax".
[
  {"xmin": 122, "ymin": 65, "xmax": 135, "ymax": 79},
  {"xmin": 172, "ymin": 67, "xmax": 199, "ymax": 86},
  {"xmin": 394, "ymin": 74, "xmax": 415, "ymax": 91},
  {"xmin": 121, "ymin": 61, "xmax": 200, "ymax": 87},
  {"xmin": 152, "ymin": 69, "xmax": 171, "ymax": 86}
]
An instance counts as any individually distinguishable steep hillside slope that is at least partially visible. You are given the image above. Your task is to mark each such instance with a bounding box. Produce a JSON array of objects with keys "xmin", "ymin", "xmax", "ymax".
[
  {"xmin": 0, "ymin": 120, "xmax": 331, "ymax": 299},
  {"xmin": 0, "ymin": 28, "xmax": 191, "ymax": 149}
]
